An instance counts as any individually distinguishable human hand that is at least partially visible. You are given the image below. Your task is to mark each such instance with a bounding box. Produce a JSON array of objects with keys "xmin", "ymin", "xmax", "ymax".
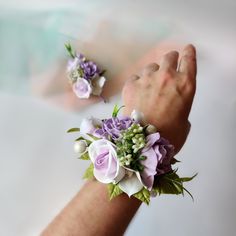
[{"xmin": 122, "ymin": 44, "xmax": 197, "ymax": 153}]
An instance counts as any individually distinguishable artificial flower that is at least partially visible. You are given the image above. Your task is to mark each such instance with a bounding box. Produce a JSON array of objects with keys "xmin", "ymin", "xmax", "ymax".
[
  {"xmin": 80, "ymin": 61, "xmax": 100, "ymax": 80},
  {"xmin": 88, "ymin": 139, "xmax": 125, "ymax": 183},
  {"xmin": 80, "ymin": 117, "xmax": 102, "ymax": 135},
  {"xmin": 92, "ymin": 76, "xmax": 106, "ymax": 96},
  {"xmin": 72, "ymin": 78, "xmax": 92, "ymax": 98},
  {"xmin": 119, "ymin": 170, "xmax": 144, "ymax": 197},
  {"xmin": 140, "ymin": 133, "xmax": 174, "ymax": 190},
  {"xmin": 94, "ymin": 117, "xmax": 133, "ymax": 140}
]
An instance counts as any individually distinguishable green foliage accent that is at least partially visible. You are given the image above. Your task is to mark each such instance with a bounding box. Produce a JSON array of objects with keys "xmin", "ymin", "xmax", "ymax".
[
  {"xmin": 154, "ymin": 170, "xmax": 197, "ymax": 201},
  {"xmin": 133, "ymin": 188, "xmax": 151, "ymax": 205},
  {"xmin": 75, "ymin": 137, "xmax": 92, "ymax": 145},
  {"xmin": 108, "ymin": 184, "xmax": 123, "ymax": 200},
  {"xmin": 116, "ymin": 123, "xmax": 146, "ymax": 171},
  {"xmin": 112, "ymin": 105, "xmax": 125, "ymax": 117},
  {"xmin": 86, "ymin": 133, "xmax": 100, "ymax": 141},
  {"xmin": 65, "ymin": 43, "xmax": 76, "ymax": 58},
  {"xmin": 75, "ymin": 137, "xmax": 85, "ymax": 141},
  {"xmin": 179, "ymin": 173, "xmax": 198, "ymax": 182},
  {"xmin": 171, "ymin": 158, "xmax": 181, "ymax": 165},
  {"xmin": 67, "ymin": 127, "xmax": 80, "ymax": 133},
  {"xmin": 99, "ymin": 69, "xmax": 106, "ymax": 76},
  {"xmin": 83, "ymin": 163, "xmax": 94, "ymax": 180},
  {"xmin": 79, "ymin": 152, "xmax": 90, "ymax": 160}
]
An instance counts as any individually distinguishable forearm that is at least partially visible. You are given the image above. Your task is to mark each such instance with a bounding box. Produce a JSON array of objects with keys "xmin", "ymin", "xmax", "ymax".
[{"xmin": 41, "ymin": 180, "xmax": 141, "ymax": 236}]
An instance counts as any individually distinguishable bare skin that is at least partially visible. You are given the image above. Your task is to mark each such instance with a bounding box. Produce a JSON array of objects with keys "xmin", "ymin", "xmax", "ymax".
[{"xmin": 41, "ymin": 44, "xmax": 197, "ymax": 236}]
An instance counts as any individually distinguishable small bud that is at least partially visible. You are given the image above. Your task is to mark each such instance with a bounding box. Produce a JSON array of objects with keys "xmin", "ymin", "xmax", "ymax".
[
  {"xmin": 125, "ymin": 161, "xmax": 130, "ymax": 165},
  {"xmin": 132, "ymin": 138, "xmax": 137, "ymax": 143},
  {"xmin": 138, "ymin": 127, "xmax": 143, "ymax": 132}
]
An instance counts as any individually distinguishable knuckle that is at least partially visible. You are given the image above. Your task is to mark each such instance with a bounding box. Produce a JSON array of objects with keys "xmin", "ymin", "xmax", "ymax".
[
  {"xmin": 123, "ymin": 78, "xmax": 139, "ymax": 94},
  {"xmin": 159, "ymin": 70, "xmax": 174, "ymax": 84},
  {"xmin": 178, "ymin": 79, "xmax": 195, "ymax": 95}
]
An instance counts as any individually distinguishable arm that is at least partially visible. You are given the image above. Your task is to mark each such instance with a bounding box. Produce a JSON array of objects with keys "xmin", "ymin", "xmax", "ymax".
[{"xmin": 41, "ymin": 44, "xmax": 197, "ymax": 236}]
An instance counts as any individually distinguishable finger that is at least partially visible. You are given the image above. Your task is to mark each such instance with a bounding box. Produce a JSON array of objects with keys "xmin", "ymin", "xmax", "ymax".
[
  {"xmin": 141, "ymin": 63, "xmax": 159, "ymax": 76},
  {"xmin": 126, "ymin": 74, "xmax": 140, "ymax": 83},
  {"xmin": 160, "ymin": 51, "xmax": 179, "ymax": 71},
  {"xmin": 178, "ymin": 44, "xmax": 197, "ymax": 78}
]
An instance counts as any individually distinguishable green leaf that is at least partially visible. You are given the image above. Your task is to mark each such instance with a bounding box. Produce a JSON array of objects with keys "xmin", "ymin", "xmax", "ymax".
[
  {"xmin": 107, "ymin": 184, "xmax": 123, "ymax": 200},
  {"xmin": 86, "ymin": 133, "xmax": 100, "ymax": 141},
  {"xmin": 75, "ymin": 137, "xmax": 84, "ymax": 141},
  {"xmin": 75, "ymin": 137, "xmax": 92, "ymax": 145},
  {"xmin": 154, "ymin": 172, "xmax": 184, "ymax": 195},
  {"xmin": 65, "ymin": 43, "xmax": 75, "ymax": 58},
  {"xmin": 112, "ymin": 105, "xmax": 125, "ymax": 117},
  {"xmin": 179, "ymin": 173, "xmax": 198, "ymax": 183},
  {"xmin": 171, "ymin": 158, "xmax": 181, "ymax": 165},
  {"xmin": 83, "ymin": 163, "xmax": 94, "ymax": 180},
  {"xmin": 67, "ymin": 128, "xmax": 80, "ymax": 133},
  {"xmin": 133, "ymin": 188, "xmax": 150, "ymax": 205},
  {"xmin": 99, "ymin": 69, "xmax": 106, "ymax": 76},
  {"xmin": 155, "ymin": 178, "xmax": 183, "ymax": 195},
  {"xmin": 182, "ymin": 186, "xmax": 194, "ymax": 201},
  {"xmin": 79, "ymin": 152, "xmax": 90, "ymax": 160}
]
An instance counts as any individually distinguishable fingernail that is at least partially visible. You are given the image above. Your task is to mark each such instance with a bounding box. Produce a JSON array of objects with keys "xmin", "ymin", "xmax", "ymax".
[{"xmin": 183, "ymin": 44, "xmax": 196, "ymax": 57}]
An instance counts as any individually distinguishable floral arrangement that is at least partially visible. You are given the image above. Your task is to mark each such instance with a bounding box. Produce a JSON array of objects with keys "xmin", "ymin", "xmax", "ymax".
[
  {"xmin": 65, "ymin": 43, "xmax": 106, "ymax": 99},
  {"xmin": 68, "ymin": 106, "xmax": 196, "ymax": 204}
]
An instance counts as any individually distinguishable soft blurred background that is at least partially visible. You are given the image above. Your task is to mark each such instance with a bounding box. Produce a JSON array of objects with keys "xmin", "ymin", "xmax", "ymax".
[{"xmin": 1, "ymin": 0, "xmax": 236, "ymax": 235}]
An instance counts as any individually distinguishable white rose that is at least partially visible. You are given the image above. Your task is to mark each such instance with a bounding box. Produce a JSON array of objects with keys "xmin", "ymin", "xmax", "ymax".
[
  {"xmin": 72, "ymin": 77, "xmax": 92, "ymax": 99},
  {"xmin": 88, "ymin": 139, "xmax": 125, "ymax": 183}
]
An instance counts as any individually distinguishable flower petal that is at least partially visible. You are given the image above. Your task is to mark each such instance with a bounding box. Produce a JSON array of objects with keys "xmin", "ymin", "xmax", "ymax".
[
  {"xmin": 114, "ymin": 166, "xmax": 126, "ymax": 183},
  {"xmin": 142, "ymin": 133, "xmax": 161, "ymax": 152},
  {"xmin": 93, "ymin": 168, "xmax": 113, "ymax": 184},
  {"xmin": 119, "ymin": 172, "xmax": 144, "ymax": 197},
  {"xmin": 92, "ymin": 76, "xmax": 106, "ymax": 95}
]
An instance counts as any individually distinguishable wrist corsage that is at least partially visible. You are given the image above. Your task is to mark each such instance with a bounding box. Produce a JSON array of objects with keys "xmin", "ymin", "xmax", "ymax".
[
  {"xmin": 68, "ymin": 106, "xmax": 196, "ymax": 204},
  {"xmin": 65, "ymin": 43, "xmax": 106, "ymax": 99}
]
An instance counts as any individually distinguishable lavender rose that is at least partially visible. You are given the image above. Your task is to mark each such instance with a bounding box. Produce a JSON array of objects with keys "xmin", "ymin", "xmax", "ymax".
[
  {"xmin": 72, "ymin": 78, "xmax": 92, "ymax": 98},
  {"xmin": 94, "ymin": 117, "xmax": 133, "ymax": 140},
  {"xmin": 88, "ymin": 139, "xmax": 125, "ymax": 183},
  {"xmin": 140, "ymin": 133, "xmax": 175, "ymax": 190},
  {"xmin": 80, "ymin": 61, "xmax": 100, "ymax": 80}
]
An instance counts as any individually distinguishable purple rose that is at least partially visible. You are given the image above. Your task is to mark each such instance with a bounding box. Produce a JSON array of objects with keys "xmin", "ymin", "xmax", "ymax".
[
  {"xmin": 140, "ymin": 133, "xmax": 175, "ymax": 190},
  {"xmin": 80, "ymin": 61, "xmax": 100, "ymax": 80},
  {"xmin": 72, "ymin": 78, "xmax": 92, "ymax": 98},
  {"xmin": 88, "ymin": 140, "xmax": 125, "ymax": 183},
  {"xmin": 94, "ymin": 117, "xmax": 133, "ymax": 140}
]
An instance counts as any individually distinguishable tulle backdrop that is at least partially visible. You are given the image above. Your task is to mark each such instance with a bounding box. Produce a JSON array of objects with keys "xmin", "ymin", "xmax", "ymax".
[{"xmin": 0, "ymin": 0, "xmax": 236, "ymax": 235}]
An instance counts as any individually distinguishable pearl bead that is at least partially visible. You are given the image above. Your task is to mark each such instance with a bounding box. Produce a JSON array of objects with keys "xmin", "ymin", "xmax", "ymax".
[
  {"xmin": 145, "ymin": 125, "xmax": 157, "ymax": 134},
  {"xmin": 74, "ymin": 140, "xmax": 87, "ymax": 154}
]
